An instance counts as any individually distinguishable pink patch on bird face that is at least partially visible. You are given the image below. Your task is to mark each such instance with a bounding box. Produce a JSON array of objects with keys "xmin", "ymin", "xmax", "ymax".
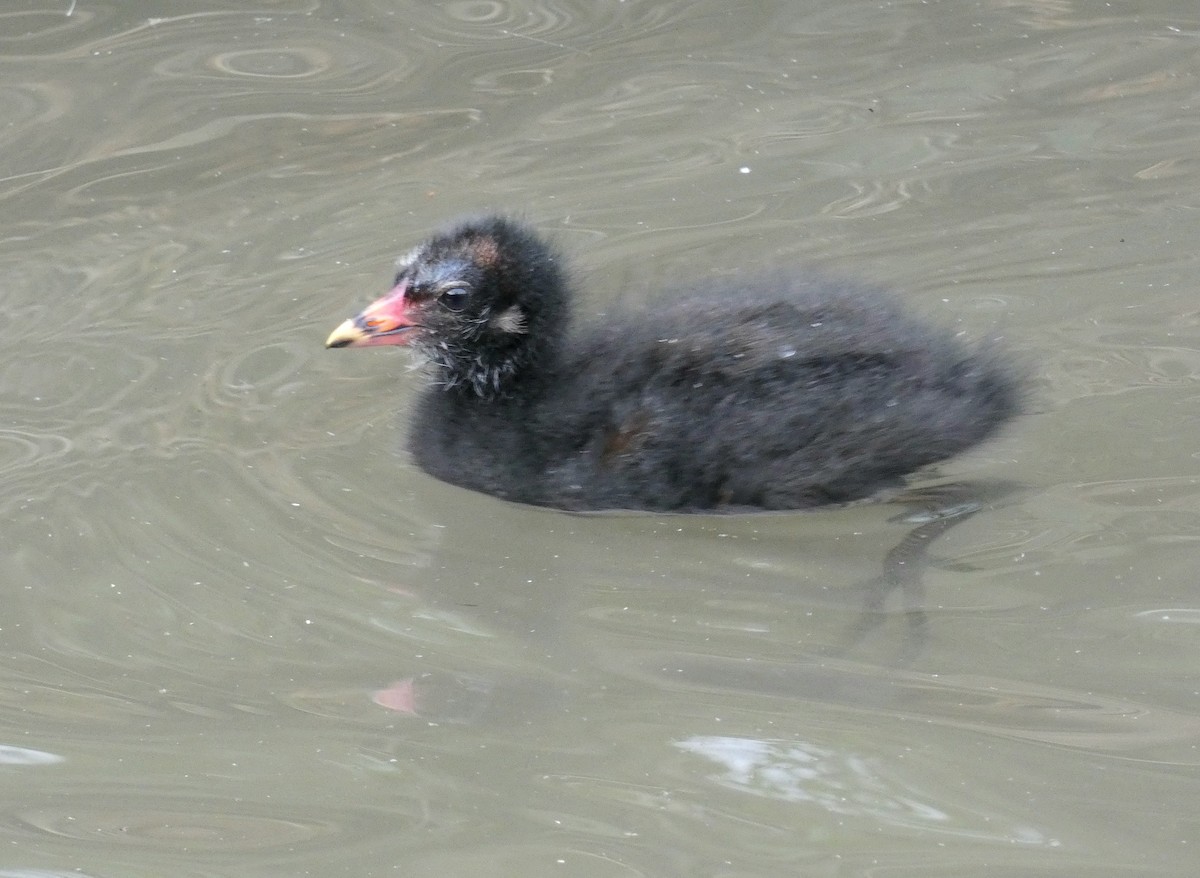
[{"xmin": 372, "ymin": 678, "xmax": 417, "ymax": 714}]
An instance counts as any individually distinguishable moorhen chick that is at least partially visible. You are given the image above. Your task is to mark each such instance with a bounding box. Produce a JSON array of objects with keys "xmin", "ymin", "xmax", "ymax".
[{"xmin": 326, "ymin": 216, "xmax": 1021, "ymax": 511}]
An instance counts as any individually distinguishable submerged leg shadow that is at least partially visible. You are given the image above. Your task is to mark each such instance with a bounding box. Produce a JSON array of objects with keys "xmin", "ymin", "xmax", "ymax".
[{"xmin": 828, "ymin": 480, "xmax": 1023, "ymax": 665}]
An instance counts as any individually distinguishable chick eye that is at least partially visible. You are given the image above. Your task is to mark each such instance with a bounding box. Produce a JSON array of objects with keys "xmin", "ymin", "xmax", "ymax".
[{"xmin": 439, "ymin": 287, "xmax": 469, "ymax": 312}]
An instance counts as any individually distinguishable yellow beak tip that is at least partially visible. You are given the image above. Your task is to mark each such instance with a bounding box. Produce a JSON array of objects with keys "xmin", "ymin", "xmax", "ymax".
[{"xmin": 325, "ymin": 318, "xmax": 362, "ymax": 349}]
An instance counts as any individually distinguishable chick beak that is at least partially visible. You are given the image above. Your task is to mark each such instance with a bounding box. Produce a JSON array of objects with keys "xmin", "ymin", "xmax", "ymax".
[{"xmin": 325, "ymin": 280, "xmax": 418, "ymax": 349}]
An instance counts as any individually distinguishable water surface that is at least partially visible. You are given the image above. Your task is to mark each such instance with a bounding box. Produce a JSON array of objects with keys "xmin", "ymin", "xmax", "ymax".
[{"xmin": 2, "ymin": 1, "xmax": 1199, "ymax": 875}]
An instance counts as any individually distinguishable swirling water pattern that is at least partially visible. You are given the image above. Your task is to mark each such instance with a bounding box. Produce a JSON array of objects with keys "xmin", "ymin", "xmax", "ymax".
[{"xmin": 1, "ymin": 0, "xmax": 1200, "ymax": 874}]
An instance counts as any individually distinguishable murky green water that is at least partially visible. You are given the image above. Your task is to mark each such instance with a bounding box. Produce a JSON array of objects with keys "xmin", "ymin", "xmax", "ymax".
[{"xmin": 2, "ymin": 1, "xmax": 1198, "ymax": 875}]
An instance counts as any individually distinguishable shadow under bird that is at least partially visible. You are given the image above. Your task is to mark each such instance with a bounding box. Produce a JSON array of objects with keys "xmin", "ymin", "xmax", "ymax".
[{"xmin": 326, "ymin": 216, "xmax": 1021, "ymax": 512}]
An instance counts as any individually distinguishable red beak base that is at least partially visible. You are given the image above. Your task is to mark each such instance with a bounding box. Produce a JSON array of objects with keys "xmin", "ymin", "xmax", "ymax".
[{"xmin": 326, "ymin": 281, "xmax": 418, "ymax": 348}]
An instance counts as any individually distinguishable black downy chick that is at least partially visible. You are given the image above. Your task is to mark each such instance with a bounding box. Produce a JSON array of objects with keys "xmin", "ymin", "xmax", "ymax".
[{"xmin": 326, "ymin": 216, "xmax": 1021, "ymax": 512}]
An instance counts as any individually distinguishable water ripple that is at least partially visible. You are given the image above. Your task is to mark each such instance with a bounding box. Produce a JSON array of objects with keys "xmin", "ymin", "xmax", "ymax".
[
  {"xmin": 208, "ymin": 46, "xmax": 335, "ymax": 79},
  {"xmin": 20, "ymin": 802, "xmax": 338, "ymax": 852}
]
